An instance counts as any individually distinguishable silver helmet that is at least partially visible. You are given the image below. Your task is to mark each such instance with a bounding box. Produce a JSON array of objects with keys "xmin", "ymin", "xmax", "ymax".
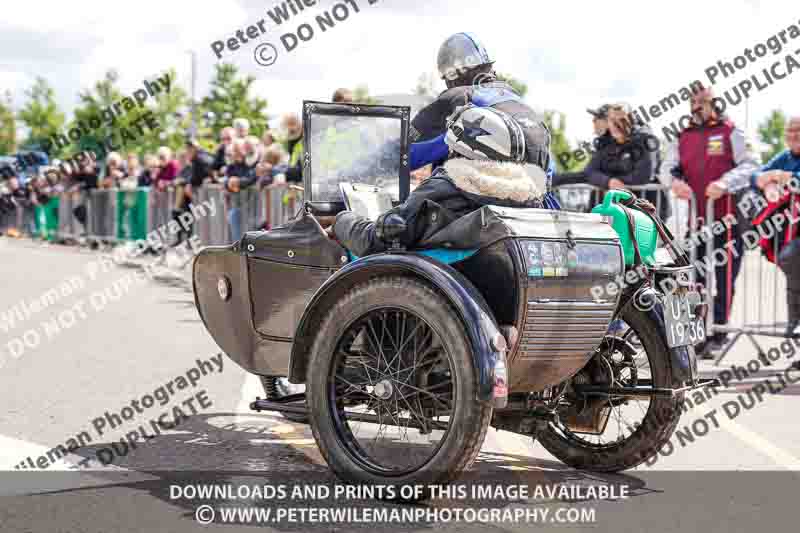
[
  {"xmin": 445, "ymin": 105, "xmax": 526, "ymax": 163},
  {"xmin": 437, "ymin": 33, "xmax": 494, "ymax": 83}
]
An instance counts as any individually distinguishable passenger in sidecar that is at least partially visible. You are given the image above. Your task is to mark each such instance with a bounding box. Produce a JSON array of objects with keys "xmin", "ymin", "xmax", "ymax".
[{"xmin": 332, "ymin": 105, "xmax": 549, "ymax": 256}]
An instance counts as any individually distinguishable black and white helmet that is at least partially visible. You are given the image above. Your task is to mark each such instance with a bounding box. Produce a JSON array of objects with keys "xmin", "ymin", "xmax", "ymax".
[
  {"xmin": 445, "ymin": 106, "xmax": 526, "ymax": 163},
  {"xmin": 437, "ymin": 32, "xmax": 494, "ymax": 82}
]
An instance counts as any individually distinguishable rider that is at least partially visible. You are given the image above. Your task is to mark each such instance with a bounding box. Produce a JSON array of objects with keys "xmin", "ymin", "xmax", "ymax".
[
  {"xmin": 332, "ymin": 106, "xmax": 549, "ymax": 257},
  {"xmin": 409, "ymin": 32, "xmax": 559, "ymax": 209}
]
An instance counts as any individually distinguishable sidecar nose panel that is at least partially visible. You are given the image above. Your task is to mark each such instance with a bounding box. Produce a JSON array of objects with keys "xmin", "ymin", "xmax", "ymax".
[{"xmin": 193, "ymin": 244, "xmax": 263, "ymax": 371}]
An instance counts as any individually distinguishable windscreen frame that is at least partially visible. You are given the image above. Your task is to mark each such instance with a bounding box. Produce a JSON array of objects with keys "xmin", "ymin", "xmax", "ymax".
[{"xmin": 301, "ymin": 100, "xmax": 411, "ymax": 216}]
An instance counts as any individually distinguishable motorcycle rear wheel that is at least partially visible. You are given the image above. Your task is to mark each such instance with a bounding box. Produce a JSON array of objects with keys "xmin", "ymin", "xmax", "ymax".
[{"xmin": 537, "ymin": 303, "xmax": 685, "ymax": 472}]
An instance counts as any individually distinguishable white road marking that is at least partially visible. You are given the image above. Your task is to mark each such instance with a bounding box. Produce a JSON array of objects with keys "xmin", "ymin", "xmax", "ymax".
[
  {"xmin": 481, "ymin": 427, "xmax": 536, "ymax": 459},
  {"xmin": 718, "ymin": 416, "xmax": 800, "ymax": 470},
  {"xmin": 0, "ymin": 433, "xmax": 79, "ymax": 471},
  {"xmin": 0, "ymin": 433, "xmax": 158, "ymax": 497}
]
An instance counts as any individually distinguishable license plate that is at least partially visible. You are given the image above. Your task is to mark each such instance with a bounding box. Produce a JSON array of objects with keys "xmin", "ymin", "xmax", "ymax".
[{"xmin": 664, "ymin": 290, "xmax": 705, "ymax": 348}]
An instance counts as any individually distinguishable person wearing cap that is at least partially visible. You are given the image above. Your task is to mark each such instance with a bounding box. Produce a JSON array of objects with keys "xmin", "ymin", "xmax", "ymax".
[
  {"xmin": 587, "ymin": 104, "xmax": 611, "ymax": 137},
  {"xmin": 407, "ymin": 32, "xmax": 558, "ymax": 209},
  {"xmin": 662, "ymin": 87, "xmax": 759, "ymax": 356},
  {"xmin": 552, "ymin": 104, "xmax": 665, "ymax": 215}
]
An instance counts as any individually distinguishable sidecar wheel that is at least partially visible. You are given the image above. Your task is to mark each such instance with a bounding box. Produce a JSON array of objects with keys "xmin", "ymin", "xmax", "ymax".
[
  {"xmin": 260, "ymin": 376, "xmax": 308, "ymax": 423},
  {"xmin": 306, "ymin": 276, "xmax": 492, "ymax": 498},
  {"xmin": 537, "ymin": 303, "xmax": 684, "ymax": 472}
]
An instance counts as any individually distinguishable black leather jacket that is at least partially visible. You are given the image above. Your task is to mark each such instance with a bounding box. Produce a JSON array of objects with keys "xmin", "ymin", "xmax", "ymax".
[
  {"xmin": 553, "ymin": 130, "xmax": 657, "ymax": 189},
  {"xmin": 333, "ymin": 158, "xmax": 546, "ymax": 257}
]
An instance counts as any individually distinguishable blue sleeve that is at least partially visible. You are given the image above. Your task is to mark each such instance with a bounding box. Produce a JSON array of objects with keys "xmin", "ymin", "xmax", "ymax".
[
  {"xmin": 543, "ymin": 192, "xmax": 561, "ymax": 210},
  {"xmin": 543, "ymin": 152, "xmax": 560, "ymax": 209},
  {"xmin": 751, "ymin": 151, "xmax": 787, "ymax": 188},
  {"xmin": 410, "ymin": 133, "xmax": 449, "ymax": 170}
]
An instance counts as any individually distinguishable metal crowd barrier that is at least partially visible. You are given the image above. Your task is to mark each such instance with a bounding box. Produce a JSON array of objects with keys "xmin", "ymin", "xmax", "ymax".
[
  {"xmin": 553, "ymin": 184, "xmax": 604, "ymax": 213},
  {"xmin": 701, "ymin": 192, "xmax": 797, "ymax": 365},
  {"xmin": 195, "ymin": 185, "xmax": 228, "ymax": 246},
  {"xmin": 149, "ymin": 187, "xmax": 176, "ymax": 241},
  {"xmin": 0, "ymin": 204, "xmax": 23, "ymax": 236},
  {"xmin": 552, "ymin": 183, "xmax": 699, "ymax": 264},
  {"xmin": 0, "ymin": 206, "xmax": 13, "ymax": 234},
  {"xmin": 56, "ymin": 191, "xmax": 86, "ymax": 242},
  {"xmin": 87, "ymin": 189, "xmax": 118, "ymax": 244},
  {"xmin": 28, "ymin": 183, "xmax": 304, "ymax": 248}
]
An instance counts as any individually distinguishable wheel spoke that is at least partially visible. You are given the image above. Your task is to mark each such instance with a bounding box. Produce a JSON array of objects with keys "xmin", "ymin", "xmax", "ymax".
[{"xmin": 396, "ymin": 390, "xmax": 430, "ymax": 434}]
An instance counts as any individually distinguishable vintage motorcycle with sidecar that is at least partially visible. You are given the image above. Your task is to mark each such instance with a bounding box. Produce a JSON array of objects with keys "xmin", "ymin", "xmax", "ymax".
[{"xmin": 192, "ymin": 101, "xmax": 715, "ymax": 491}]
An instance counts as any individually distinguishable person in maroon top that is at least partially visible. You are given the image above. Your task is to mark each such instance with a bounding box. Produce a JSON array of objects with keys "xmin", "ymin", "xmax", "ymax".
[
  {"xmin": 664, "ymin": 87, "xmax": 759, "ymax": 356},
  {"xmin": 154, "ymin": 146, "xmax": 180, "ymax": 192}
]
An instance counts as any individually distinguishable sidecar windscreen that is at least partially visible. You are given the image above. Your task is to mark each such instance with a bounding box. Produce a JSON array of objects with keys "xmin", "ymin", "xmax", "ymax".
[{"xmin": 302, "ymin": 101, "xmax": 411, "ymax": 215}]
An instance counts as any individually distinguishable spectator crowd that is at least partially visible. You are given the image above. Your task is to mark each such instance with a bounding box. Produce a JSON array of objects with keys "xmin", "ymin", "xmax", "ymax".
[{"xmin": 1, "ymin": 110, "xmax": 309, "ymax": 243}]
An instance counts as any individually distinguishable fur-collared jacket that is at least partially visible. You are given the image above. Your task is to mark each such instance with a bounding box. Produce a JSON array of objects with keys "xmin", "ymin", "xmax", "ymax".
[{"xmin": 333, "ymin": 158, "xmax": 548, "ymax": 257}]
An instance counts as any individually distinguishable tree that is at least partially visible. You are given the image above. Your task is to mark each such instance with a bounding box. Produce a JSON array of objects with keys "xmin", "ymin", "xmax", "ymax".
[
  {"xmin": 0, "ymin": 92, "xmax": 15, "ymax": 154},
  {"xmin": 495, "ymin": 73, "xmax": 528, "ymax": 98},
  {"xmin": 544, "ymin": 111, "xmax": 584, "ymax": 172},
  {"xmin": 16, "ymin": 77, "xmax": 65, "ymax": 154},
  {"xmin": 69, "ymin": 69, "xmax": 191, "ymax": 160},
  {"xmin": 758, "ymin": 109, "xmax": 786, "ymax": 162},
  {"xmin": 199, "ymin": 63, "xmax": 268, "ymax": 142},
  {"xmin": 414, "ymin": 72, "xmax": 439, "ymax": 99},
  {"xmin": 351, "ymin": 85, "xmax": 379, "ymax": 105}
]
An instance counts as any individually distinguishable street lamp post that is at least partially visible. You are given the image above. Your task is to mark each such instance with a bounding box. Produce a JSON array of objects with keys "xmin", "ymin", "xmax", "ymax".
[{"xmin": 187, "ymin": 50, "xmax": 197, "ymax": 138}]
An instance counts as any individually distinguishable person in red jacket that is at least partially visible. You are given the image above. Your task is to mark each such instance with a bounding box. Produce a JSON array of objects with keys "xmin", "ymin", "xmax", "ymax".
[{"xmin": 664, "ymin": 87, "xmax": 759, "ymax": 356}]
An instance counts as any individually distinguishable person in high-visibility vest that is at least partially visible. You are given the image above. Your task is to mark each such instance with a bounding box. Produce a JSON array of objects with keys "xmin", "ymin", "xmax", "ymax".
[{"xmin": 279, "ymin": 113, "xmax": 305, "ymax": 206}]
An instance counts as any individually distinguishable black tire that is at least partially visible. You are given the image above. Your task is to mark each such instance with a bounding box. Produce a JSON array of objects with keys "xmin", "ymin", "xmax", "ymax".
[
  {"xmin": 259, "ymin": 376, "xmax": 308, "ymax": 423},
  {"xmin": 537, "ymin": 303, "xmax": 684, "ymax": 472},
  {"xmin": 306, "ymin": 276, "xmax": 492, "ymax": 496}
]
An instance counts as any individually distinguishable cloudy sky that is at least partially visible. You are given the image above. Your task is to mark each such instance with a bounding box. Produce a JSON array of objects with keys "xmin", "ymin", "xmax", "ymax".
[{"xmin": 1, "ymin": 0, "xmax": 798, "ymax": 147}]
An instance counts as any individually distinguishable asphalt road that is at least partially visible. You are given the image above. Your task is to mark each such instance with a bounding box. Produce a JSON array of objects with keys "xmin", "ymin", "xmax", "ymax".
[{"xmin": 1, "ymin": 238, "xmax": 799, "ymax": 533}]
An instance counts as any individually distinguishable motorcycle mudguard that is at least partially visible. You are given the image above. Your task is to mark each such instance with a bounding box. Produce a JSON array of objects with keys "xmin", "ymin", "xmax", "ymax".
[
  {"xmin": 622, "ymin": 286, "xmax": 698, "ymax": 386},
  {"xmin": 289, "ymin": 253, "xmax": 503, "ymax": 403}
]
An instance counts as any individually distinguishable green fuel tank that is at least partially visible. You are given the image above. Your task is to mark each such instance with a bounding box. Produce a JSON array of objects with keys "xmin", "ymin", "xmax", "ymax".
[{"xmin": 591, "ymin": 190, "xmax": 657, "ymax": 266}]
